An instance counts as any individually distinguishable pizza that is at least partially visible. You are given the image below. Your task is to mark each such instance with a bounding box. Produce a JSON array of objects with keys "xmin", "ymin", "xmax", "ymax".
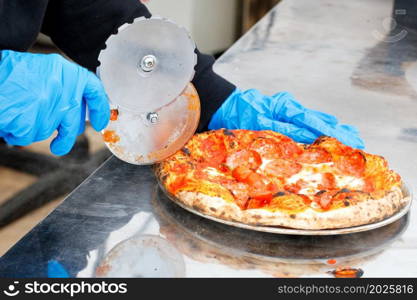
[{"xmin": 156, "ymin": 129, "xmax": 407, "ymax": 230}]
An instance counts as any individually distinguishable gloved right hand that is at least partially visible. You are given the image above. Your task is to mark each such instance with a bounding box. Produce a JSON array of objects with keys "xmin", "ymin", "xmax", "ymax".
[
  {"xmin": 209, "ymin": 89, "xmax": 365, "ymax": 149},
  {"xmin": 0, "ymin": 50, "xmax": 110, "ymax": 155}
]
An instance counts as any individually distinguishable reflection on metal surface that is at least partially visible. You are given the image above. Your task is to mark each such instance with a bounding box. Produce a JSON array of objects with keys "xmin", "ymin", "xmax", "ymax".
[
  {"xmin": 405, "ymin": 61, "xmax": 417, "ymax": 96},
  {"xmin": 352, "ymin": 19, "xmax": 417, "ymax": 99},
  {"xmin": 95, "ymin": 235, "xmax": 185, "ymax": 278},
  {"xmin": 159, "ymin": 181, "xmax": 412, "ymax": 236},
  {"xmin": 152, "ymin": 188, "xmax": 409, "ymax": 277},
  {"xmin": 400, "ymin": 128, "xmax": 417, "ymax": 143}
]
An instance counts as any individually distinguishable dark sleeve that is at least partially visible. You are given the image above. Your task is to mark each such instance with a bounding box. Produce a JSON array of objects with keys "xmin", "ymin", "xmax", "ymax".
[
  {"xmin": 192, "ymin": 49, "xmax": 236, "ymax": 131},
  {"xmin": 0, "ymin": 0, "xmax": 49, "ymax": 51},
  {"xmin": 41, "ymin": 0, "xmax": 236, "ymax": 131}
]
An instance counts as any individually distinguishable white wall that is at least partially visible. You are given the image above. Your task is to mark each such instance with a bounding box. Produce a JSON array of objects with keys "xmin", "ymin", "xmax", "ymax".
[{"xmin": 144, "ymin": 0, "xmax": 239, "ymax": 54}]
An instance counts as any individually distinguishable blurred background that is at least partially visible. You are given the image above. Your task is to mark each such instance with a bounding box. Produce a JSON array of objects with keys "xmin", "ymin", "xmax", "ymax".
[{"xmin": 0, "ymin": 0, "xmax": 280, "ymax": 256}]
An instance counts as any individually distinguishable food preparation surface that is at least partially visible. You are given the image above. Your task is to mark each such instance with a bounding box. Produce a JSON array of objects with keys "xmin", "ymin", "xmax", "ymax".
[{"xmin": 0, "ymin": 0, "xmax": 416, "ymax": 277}]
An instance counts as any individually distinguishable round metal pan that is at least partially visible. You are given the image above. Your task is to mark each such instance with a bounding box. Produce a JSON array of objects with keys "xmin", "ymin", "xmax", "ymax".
[
  {"xmin": 153, "ymin": 187, "xmax": 409, "ymax": 265},
  {"xmin": 159, "ymin": 182, "xmax": 412, "ymax": 236}
]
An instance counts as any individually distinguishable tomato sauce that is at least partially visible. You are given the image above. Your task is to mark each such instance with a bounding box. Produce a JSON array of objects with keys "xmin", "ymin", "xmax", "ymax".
[
  {"xmin": 102, "ymin": 130, "xmax": 120, "ymax": 143},
  {"xmin": 110, "ymin": 109, "xmax": 119, "ymax": 121},
  {"xmin": 169, "ymin": 176, "xmax": 187, "ymax": 194}
]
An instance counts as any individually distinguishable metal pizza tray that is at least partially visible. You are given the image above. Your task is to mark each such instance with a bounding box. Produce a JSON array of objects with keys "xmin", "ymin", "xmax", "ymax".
[
  {"xmin": 153, "ymin": 187, "xmax": 409, "ymax": 264},
  {"xmin": 157, "ymin": 180, "xmax": 412, "ymax": 236}
]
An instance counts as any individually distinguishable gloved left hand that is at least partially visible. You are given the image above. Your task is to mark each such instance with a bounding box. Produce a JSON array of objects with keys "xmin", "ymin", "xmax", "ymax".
[
  {"xmin": 209, "ymin": 88, "xmax": 364, "ymax": 149},
  {"xmin": 0, "ymin": 50, "xmax": 110, "ymax": 155}
]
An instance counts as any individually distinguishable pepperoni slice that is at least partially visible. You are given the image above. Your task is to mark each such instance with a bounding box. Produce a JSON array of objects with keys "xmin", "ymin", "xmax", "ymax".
[
  {"xmin": 315, "ymin": 191, "xmax": 334, "ymax": 210},
  {"xmin": 249, "ymin": 180, "xmax": 278, "ymax": 201},
  {"xmin": 320, "ymin": 172, "xmax": 336, "ymax": 190},
  {"xmin": 226, "ymin": 149, "xmax": 262, "ymax": 171},
  {"xmin": 199, "ymin": 136, "xmax": 227, "ymax": 167},
  {"xmin": 297, "ymin": 148, "xmax": 332, "ymax": 164},
  {"xmin": 245, "ymin": 172, "xmax": 267, "ymax": 187},
  {"xmin": 223, "ymin": 181, "xmax": 250, "ymax": 209},
  {"xmin": 231, "ymin": 167, "xmax": 275, "ymax": 201},
  {"xmin": 249, "ymin": 138, "xmax": 280, "ymax": 159},
  {"xmin": 249, "ymin": 187, "xmax": 273, "ymax": 201},
  {"xmin": 263, "ymin": 158, "xmax": 302, "ymax": 178},
  {"xmin": 232, "ymin": 165, "xmax": 253, "ymax": 182},
  {"xmin": 250, "ymin": 138, "xmax": 302, "ymax": 160},
  {"xmin": 335, "ymin": 151, "xmax": 366, "ymax": 177},
  {"xmin": 276, "ymin": 140, "xmax": 303, "ymax": 159}
]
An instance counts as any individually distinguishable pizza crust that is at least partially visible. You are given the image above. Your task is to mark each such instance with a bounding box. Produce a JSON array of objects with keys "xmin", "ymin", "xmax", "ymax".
[{"xmin": 173, "ymin": 186, "xmax": 407, "ymax": 230}]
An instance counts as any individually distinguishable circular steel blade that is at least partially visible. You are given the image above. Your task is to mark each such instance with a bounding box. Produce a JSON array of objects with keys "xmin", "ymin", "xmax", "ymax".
[
  {"xmin": 102, "ymin": 83, "xmax": 200, "ymax": 164},
  {"xmin": 98, "ymin": 17, "xmax": 197, "ymax": 113}
]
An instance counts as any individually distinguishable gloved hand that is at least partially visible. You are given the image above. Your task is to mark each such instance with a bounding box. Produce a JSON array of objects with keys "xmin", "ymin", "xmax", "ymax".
[
  {"xmin": 47, "ymin": 260, "xmax": 70, "ymax": 278},
  {"xmin": 209, "ymin": 89, "xmax": 364, "ymax": 149},
  {"xmin": 0, "ymin": 50, "xmax": 110, "ymax": 155}
]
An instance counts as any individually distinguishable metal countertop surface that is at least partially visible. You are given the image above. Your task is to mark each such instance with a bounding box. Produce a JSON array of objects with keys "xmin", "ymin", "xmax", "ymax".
[{"xmin": 0, "ymin": 0, "xmax": 416, "ymax": 277}]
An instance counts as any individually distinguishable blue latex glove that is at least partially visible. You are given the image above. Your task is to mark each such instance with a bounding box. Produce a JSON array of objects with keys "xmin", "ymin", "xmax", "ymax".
[
  {"xmin": 209, "ymin": 89, "xmax": 364, "ymax": 149},
  {"xmin": 47, "ymin": 260, "xmax": 70, "ymax": 278},
  {"xmin": 0, "ymin": 50, "xmax": 110, "ymax": 155}
]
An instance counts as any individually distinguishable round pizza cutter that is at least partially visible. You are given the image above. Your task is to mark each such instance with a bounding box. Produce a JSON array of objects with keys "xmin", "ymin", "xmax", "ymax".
[{"xmin": 97, "ymin": 17, "xmax": 200, "ymax": 164}]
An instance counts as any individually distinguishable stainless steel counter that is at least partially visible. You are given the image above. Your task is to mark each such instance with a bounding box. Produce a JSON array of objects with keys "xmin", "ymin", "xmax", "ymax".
[{"xmin": 1, "ymin": 0, "xmax": 416, "ymax": 277}]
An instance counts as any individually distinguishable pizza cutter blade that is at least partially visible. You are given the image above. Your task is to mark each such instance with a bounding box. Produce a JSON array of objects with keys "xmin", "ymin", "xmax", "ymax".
[{"xmin": 97, "ymin": 17, "xmax": 200, "ymax": 164}]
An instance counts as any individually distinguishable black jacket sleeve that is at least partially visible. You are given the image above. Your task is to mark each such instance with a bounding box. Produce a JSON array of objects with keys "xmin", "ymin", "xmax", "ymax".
[
  {"xmin": 40, "ymin": 0, "xmax": 236, "ymax": 131},
  {"xmin": 0, "ymin": 0, "xmax": 49, "ymax": 51}
]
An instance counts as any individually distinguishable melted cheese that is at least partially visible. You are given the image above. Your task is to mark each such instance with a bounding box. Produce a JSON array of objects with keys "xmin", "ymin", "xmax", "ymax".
[
  {"xmin": 258, "ymin": 158, "xmax": 274, "ymax": 171},
  {"xmin": 287, "ymin": 169, "xmax": 323, "ymax": 185},
  {"xmin": 285, "ymin": 162, "xmax": 364, "ymax": 196},
  {"xmin": 287, "ymin": 168, "xmax": 323, "ymax": 195},
  {"xmin": 335, "ymin": 175, "xmax": 364, "ymax": 190}
]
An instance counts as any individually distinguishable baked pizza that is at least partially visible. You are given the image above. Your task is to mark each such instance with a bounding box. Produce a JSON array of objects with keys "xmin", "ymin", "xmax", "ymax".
[{"xmin": 156, "ymin": 129, "xmax": 406, "ymax": 229}]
